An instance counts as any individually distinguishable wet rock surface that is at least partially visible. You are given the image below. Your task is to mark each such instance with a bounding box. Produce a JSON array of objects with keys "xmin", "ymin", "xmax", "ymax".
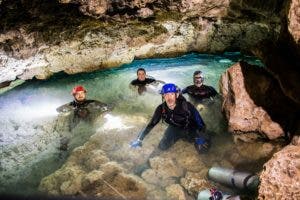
[
  {"xmin": 1, "ymin": 0, "xmax": 300, "ymax": 199},
  {"xmin": 287, "ymin": 0, "xmax": 300, "ymax": 50},
  {"xmin": 220, "ymin": 61, "xmax": 299, "ymax": 141},
  {"xmin": 37, "ymin": 112, "xmax": 283, "ymax": 199},
  {"xmin": 39, "ymin": 144, "xmax": 147, "ymax": 199},
  {"xmin": 258, "ymin": 138, "xmax": 300, "ymax": 199},
  {"xmin": 0, "ymin": 0, "xmax": 281, "ymax": 84}
]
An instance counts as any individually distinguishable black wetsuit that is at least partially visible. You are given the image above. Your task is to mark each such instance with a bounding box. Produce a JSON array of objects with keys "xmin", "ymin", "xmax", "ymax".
[
  {"xmin": 57, "ymin": 99, "xmax": 110, "ymax": 129},
  {"xmin": 131, "ymin": 78, "xmax": 156, "ymax": 86},
  {"xmin": 138, "ymin": 97, "xmax": 208, "ymax": 150},
  {"xmin": 182, "ymin": 85, "xmax": 217, "ymax": 101}
]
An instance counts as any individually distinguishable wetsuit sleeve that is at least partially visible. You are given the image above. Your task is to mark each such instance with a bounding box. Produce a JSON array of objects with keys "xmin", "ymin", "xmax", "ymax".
[
  {"xmin": 208, "ymin": 86, "xmax": 218, "ymax": 97},
  {"xmin": 147, "ymin": 78, "xmax": 156, "ymax": 84},
  {"xmin": 130, "ymin": 79, "xmax": 136, "ymax": 85},
  {"xmin": 181, "ymin": 87, "xmax": 188, "ymax": 94},
  {"xmin": 91, "ymin": 100, "xmax": 112, "ymax": 112},
  {"xmin": 189, "ymin": 103, "xmax": 205, "ymax": 130},
  {"xmin": 56, "ymin": 102, "xmax": 74, "ymax": 113},
  {"xmin": 137, "ymin": 105, "xmax": 162, "ymax": 140}
]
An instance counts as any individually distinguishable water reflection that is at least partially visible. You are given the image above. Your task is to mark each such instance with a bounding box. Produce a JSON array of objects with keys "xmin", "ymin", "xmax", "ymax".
[{"xmin": 0, "ymin": 53, "xmax": 264, "ymax": 196}]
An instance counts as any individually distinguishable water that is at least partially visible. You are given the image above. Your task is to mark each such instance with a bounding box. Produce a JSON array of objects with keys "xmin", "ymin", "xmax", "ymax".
[{"xmin": 0, "ymin": 53, "xmax": 266, "ymax": 197}]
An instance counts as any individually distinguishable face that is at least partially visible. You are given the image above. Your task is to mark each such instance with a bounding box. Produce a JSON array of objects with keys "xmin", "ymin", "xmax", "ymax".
[
  {"xmin": 163, "ymin": 92, "xmax": 177, "ymax": 109},
  {"xmin": 194, "ymin": 74, "xmax": 204, "ymax": 87},
  {"xmin": 137, "ymin": 70, "xmax": 146, "ymax": 81},
  {"xmin": 74, "ymin": 91, "xmax": 86, "ymax": 102}
]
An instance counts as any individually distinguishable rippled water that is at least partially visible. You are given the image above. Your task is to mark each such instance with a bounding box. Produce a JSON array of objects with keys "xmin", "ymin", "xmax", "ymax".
[{"xmin": 0, "ymin": 53, "xmax": 264, "ymax": 196}]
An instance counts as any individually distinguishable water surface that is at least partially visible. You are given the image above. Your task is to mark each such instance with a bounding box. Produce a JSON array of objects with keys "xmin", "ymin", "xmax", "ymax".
[{"xmin": 0, "ymin": 53, "xmax": 264, "ymax": 196}]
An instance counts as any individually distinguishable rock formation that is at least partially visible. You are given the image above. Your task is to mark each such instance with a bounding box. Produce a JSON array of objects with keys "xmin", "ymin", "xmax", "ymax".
[
  {"xmin": 258, "ymin": 136, "xmax": 300, "ymax": 199},
  {"xmin": 1, "ymin": 0, "xmax": 300, "ymax": 199},
  {"xmin": 220, "ymin": 61, "xmax": 298, "ymax": 141},
  {"xmin": 39, "ymin": 142, "xmax": 147, "ymax": 199},
  {"xmin": 0, "ymin": 0, "xmax": 281, "ymax": 85}
]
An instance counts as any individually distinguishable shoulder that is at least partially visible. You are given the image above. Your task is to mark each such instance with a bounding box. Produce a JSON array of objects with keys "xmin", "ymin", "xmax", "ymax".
[
  {"xmin": 185, "ymin": 85, "xmax": 194, "ymax": 90},
  {"xmin": 86, "ymin": 99, "xmax": 95, "ymax": 103},
  {"xmin": 69, "ymin": 101, "xmax": 76, "ymax": 106},
  {"xmin": 131, "ymin": 79, "xmax": 139, "ymax": 85},
  {"xmin": 156, "ymin": 104, "xmax": 163, "ymax": 111},
  {"xmin": 204, "ymin": 85, "xmax": 218, "ymax": 93},
  {"xmin": 188, "ymin": 85, "xmax": 198, "ymax": 92},
  {"xmin": 146, "ymin": 78, "xmax": 156, "ymax": 83},
  {"xmin": 203, "ymin": 84, "xmax": 215, "ymax": 90},
  {"xmin": 153, "ymin": 104, "xmax": 163, "ymax": 115},
  {"xmin": 182, "ymin": 85, "xmax": 192, "ymax": 92}
]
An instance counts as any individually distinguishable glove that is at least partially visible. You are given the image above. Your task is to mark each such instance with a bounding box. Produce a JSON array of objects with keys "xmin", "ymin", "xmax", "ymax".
[
  {"xmin": 209, "ymin": 188, "xmax": 223, "ymax": 200},
  {"xmin": 194, "ymin": 137, "xmax": 210, "ymax": 154},
  {"xmin": 130, "ymin": 139, "xmax": 142, "ymax": 148}
]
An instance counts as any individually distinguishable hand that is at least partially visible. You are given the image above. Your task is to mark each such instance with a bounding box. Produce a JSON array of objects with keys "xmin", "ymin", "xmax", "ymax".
[
  {"xmin": 194, "ymin": 137, "xmax": 210, "ymax": 154},
  {"xmin": 130, "ymin": 139, "xmax": 142, "ymax": 148}
]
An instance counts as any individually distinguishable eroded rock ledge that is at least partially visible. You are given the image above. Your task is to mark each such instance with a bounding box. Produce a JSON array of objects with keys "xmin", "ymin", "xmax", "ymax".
[
  {"xmin": 258, "ymin": 136, "xmax": 300, "ymax": 200},
  {"xmin": 0, "ymin": 0, "xmax": 282, "ymax": 84},
  {"xmin": 220, "ymin": 61, "xmax": 299, "ymax": 142}
]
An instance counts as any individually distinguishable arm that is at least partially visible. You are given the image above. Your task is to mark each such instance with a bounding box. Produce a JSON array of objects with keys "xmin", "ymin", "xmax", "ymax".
[
  {"xmin": 130, "ymin": 79, "xmax": 138, "ymax": 86},
  {"xmin": 188, "ymin": 103, "xmax": 211, "ymax": 153},
  {"xmin": 189, "ymin": 103, "xmax": 205, "ymax": 130},
  {"xmin": 130, "ymin": 105, "xmax": 162, "ymax": 148},
  {"xmin": 208, "ymin": 86, "xmax": 218, "ymax": 97},
  {"xmin": 137, "ymin": 105, "xmax": 162, "ymax": 141},
  {"xmin": 155, "ymin": 79, "xmax": 165, "ymax": 84},
  {"xmin": 90, "ymin": 100, "xmax": 112, "ymax": 112},
  {"xmin": 181, "ymin": 87, "xmax": 188, "ymax": 94},
  {"xmin": 56, "ymin": 103, "xmax": 74, "ymax": 113}
]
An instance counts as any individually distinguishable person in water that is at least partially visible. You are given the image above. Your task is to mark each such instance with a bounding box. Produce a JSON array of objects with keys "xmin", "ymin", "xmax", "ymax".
[
  {"xmin": 130, "ymin": 68, "xmax": 165, "ymax": 95},
  {"xmin": 56, "ymin": 85, "xmax": 111, "ymax": 151},
  {"xmin": 57, "ymin": 85, "xmax": 111, "ymax": 129},
  {"xmin": 130, "ymin": 83, "xmax": 210, "ymax": 154},
  {"xmin": 182, "ymin": 70, "xmax": 218, "ymax": 101}
]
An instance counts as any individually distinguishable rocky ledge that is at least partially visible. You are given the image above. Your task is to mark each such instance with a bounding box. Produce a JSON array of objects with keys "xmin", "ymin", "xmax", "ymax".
[{"xmin": 0, "ymin": 0, "xmax": 283, "ymax": 85}]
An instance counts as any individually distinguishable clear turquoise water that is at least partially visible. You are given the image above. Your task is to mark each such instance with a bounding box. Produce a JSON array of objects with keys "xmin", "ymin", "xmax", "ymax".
[{"xmin": 0, "ymin": 52, "xmax": 263, "ymax": 195}]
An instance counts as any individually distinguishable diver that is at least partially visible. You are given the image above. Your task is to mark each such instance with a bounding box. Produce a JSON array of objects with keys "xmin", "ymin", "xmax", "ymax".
[
  {"xmin": 130, "ymin": 83, "xmax": 210, "ymax": 154},
  {"xmin": 182, "ymin": 70, "xmax": 218, "ymax": 101},
  {"xmin": 57, "ymin": 85, "xmax": 111, "ymax": 122},
  {"xmin": 130, "ymin": 68, "xmax": 165, "ymax": 95},
  {"xmin": 56, "ymin": 85, "xmax": 111, "ymax": 151}
]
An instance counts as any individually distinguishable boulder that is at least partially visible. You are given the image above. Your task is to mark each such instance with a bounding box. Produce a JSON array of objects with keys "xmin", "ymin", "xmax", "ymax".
[
  {"xmin": 39, "ymin": 145, "xmax": 147, "ymax": 199},
  {"xmin": 258, "ymin": 142, "xmax": 300, "ymax": 199},
  {"xmin": 220, "ymin": 62, "xmax": 285, "ymax": 140}
]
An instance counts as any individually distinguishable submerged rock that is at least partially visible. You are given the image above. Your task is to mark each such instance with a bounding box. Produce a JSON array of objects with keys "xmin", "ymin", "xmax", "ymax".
[
  {"xmin": 180, "ymin": 172, "xmax": 212, "ymax": 196},
  {"xmin": 39, "ymin": 143, "xmax": 147, "ymax": 199},
  {"xmin": 166, "ymin": 184, "xmax": 191, "ymax": 200}
]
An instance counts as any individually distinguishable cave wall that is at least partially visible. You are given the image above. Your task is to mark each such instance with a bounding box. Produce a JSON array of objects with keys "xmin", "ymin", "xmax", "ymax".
[{"xmin": 0, "ymin": 0, "xmax": 283, "ymax": 85}]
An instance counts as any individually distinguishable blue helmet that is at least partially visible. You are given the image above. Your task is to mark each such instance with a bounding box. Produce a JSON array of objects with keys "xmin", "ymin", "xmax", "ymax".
[{"xmin": 160, "ymin": 83, "xmax": 178, "ymax": 94}]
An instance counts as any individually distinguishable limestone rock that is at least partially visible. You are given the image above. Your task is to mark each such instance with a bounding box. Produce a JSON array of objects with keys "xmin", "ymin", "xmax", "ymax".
[
  {"xmin": 291, "ymin": 136, "xmax": 300, "ymax": 146},
  {"xmin": 141, "ymin": 168, "xmax": 177, "ymax": 187},
  {"xmin": 0, "ymin": 0, "xmax": 281, "ymax": 84},
  {"xmin": 166, "ymin": 184, "xmax": 191, "ymax": 200},
  {"xmin": 137, "ymin": 8, "xmax": 154, "ymax": 19},
  {"xmin": 180, "ymin": 172, "xmax": 212, "ymax": 196},
  {"xmin": 220, "ymin": 62, "xmax": 285, "ymax": 140},
  {"xmin": 179, "ymin": 0, "xmax": 229, "ymax": 17},
  {"xmin": 258, "ymin": 143, "xmax": 300, "ymax": 199},
  {"xmin": 166, "ymin": 140, "xmax": 207, "ymax": 172},
  {"xmin": 39, "ymin": 145, "xmax": 147, "ymax": 199},
  {"xmin": 288, "ymin": 0, "xmax": 300, "ymax": 46},
  {"xmin": 149, "ymin": 156, "xmax": 184, "ymax": 177}
]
